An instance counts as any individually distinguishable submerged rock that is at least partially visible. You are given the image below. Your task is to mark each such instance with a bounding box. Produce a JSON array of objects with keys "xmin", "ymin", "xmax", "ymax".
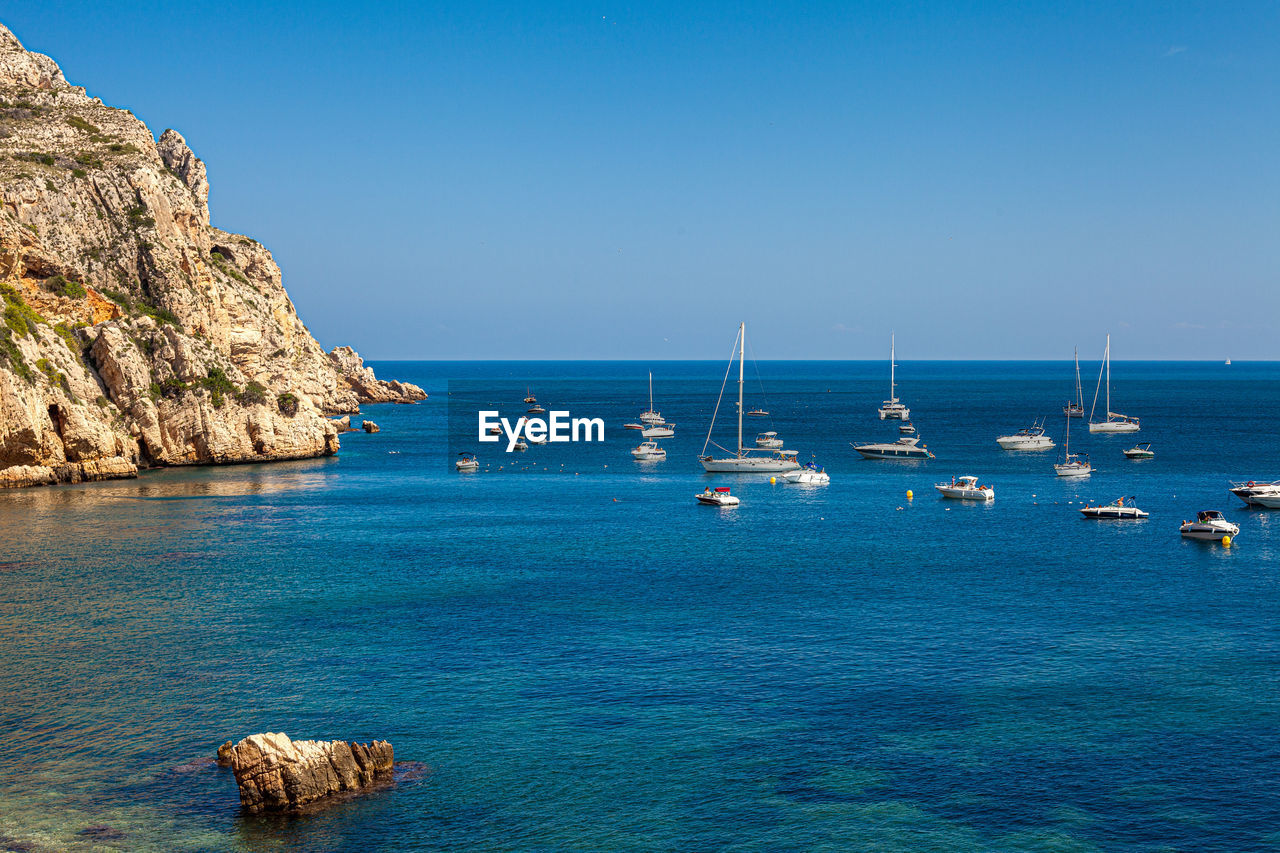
[
  {"xmin": 216, "ymin": 739, "xmax": 235, "ymax": 766},
  {"xmin": 228, "ymin": 732, "xmax": 393, "ymax": 814},
  {"xmin": 362, "ymin": 419, "xmax": 379, "ymax": 433}
]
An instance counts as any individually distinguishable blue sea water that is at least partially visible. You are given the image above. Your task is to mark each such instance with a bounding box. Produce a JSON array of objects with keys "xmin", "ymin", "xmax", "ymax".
[{"xmin": 1, "ymin": 360, "xmax": 1278, "ymax": 852}]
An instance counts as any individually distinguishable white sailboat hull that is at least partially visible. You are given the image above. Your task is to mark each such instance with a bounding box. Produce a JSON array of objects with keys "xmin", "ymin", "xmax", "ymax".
[
  {"xmin": 1054, "ymin": 463, "xmax": 1092, "ymax": 477},
  {"xmin": 700, "ymin": 456, "xmax": 799, "ymax": 473},
  {"xmin": 1088, "ymin": 420, "xmax": 1140, "ymax": 434},
  {"xmin": 641, "ymin": 426, "xmax": 674, "ymax": 438}
]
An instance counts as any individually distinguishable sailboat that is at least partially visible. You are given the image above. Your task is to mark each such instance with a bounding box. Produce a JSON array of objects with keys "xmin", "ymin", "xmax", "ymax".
[
  {"xmin": 1054, "ymin": 409, "xmax": 1092, "ymax": 476},
  {"xmin": 700, "ymin": 323, "xmax": 801, "ymax": 473},
  {"xmin": 639, "ymin": 372, "xmax": 664, "ymax": 424},
  {"xmin": 1088, "ymin": 334, "xmax": 1140, "ymax": 433},
  {"xmin": 877, "ymin": 334, "xmax": 910, "ymax": 420},
  {"xmin": 1063, "ymin": 347, "xmax": 1085, "ymax": 417}
]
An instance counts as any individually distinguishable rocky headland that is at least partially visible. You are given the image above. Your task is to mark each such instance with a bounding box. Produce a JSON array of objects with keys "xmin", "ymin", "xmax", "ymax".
[{"xmin": 0, "ymin": 23, "xmax": 424, "ymax": 488}]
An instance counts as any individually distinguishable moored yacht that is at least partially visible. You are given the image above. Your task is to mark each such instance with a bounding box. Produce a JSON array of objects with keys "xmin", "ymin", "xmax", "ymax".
[
  {"xmin": 1229, "ymin": 480, "xmax": 1280, "ymax": 507},
  {"xmin": 641, "ymin": 423, "xmax": 674, "ymax": 438},
  {"xmin": 935, "ymin": 475, "xmax": 994, "ymax": 500},
  {"xmin": 1080, "ymin": 496, "xmax": 1148, "ymax": 519},
  {"xmin": 631, "ymin": 441, "xmax": 666, "ymax": 460},
  {"xmin": 699, "ymin": 323, "xmax": 802, "ymax": 474},
  {"xmin": 996, "ymin": 421, "xmax": 1055, "ymax": 451},
  {"xmin": 1123, "ymin": 442, "xmax": 1155, "ymax": 459},
  {"xmin": 783, "ymin": 459, "xmax": 830, "ymax": 484},
  {"xmin": 877, "ymin": 334, "xmax": 910, "ymax": 420},
  {"xmin": 1180, "ymin": 511, "xmax": 1239, "ymax": 541},
  {"xmin": 851, "ymin": 435, "xmax": 934, "ymax": 460},
  {"xmin": 696, "ymin": 486, "xmax": 740, "ymax": 506},
  {"xmin": 638, "ymin": 372, "xmax": 665, "ymax": 424},
  {"xmin": 1064, "ymin": 347, "xmax": 1086, "ymax": 417},
  {"xmin": 755, "ymin": 431, "xmax": 783, "ymax": 448},
  {"xmin": 455, "ymin": 452, "xmax": 480, "ymax": 472},
  {"xmin": 1054, "ymin": 410, "xmax": 1092, "ymax": 476},
  {"xmin": 1089, "ymin": 334, "xmax": 1140, "ymax": 433}
]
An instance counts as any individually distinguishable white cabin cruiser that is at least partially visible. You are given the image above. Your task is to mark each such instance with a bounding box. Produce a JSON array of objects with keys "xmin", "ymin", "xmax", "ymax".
[
  {"xmin": 455, "ymin": 452, "xmax": 480, "ymax": 472},
  {"xmin": 899, "ymin": 422, "xmax": 916, "ymax": 434},
  {"xmin": 631, "ymin": 441, "xmax": 666, "ymax": 460},
  {"xmin": 996, "ymin": 422, "xmax": 1055, "ymax": 451},
  {"xmin": 755, "ymin": 431, "xmax": 783, "ymax": 448},
  {"xmin": 1180, "ymin": 511, "xmax": 1239, "ymax": 541},
  {"xmin": 1229, "ymin": 480, "xmax": 1280, "ymax": 507},
  {"xmin": 696, "ymin": 486, "xmax": 740, "ymax": 506},
  {"xmin": 699, "ymin": 323, "xmax": 802, "ymax": 474},
  {"xmin": 1080, "ymin": 496, "xmax": 1148, "ymax": 519},
  {"xmin": 935, "ymin": 475, "xmax": 993, "ymax": 501},
  {"xmin": 511, "ymin": 439, "xmax": 528, "ymax": 452},
  {"xmin": 641, "ymin": 423, "xmax": 674, "ymax": 438},
  {"xmin": 851, "ymin": 435, "xmax": 934, "ymax": 460},
  {"xmin": 783, "ymin": 459, "xmax": 830, "ymax": 484},
  {"xmin": 1123, "ymin": 442, "xmax": 1154, "ymax": 459}
]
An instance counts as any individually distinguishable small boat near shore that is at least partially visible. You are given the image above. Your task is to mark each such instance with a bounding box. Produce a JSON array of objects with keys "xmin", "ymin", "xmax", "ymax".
[
  {"xmin": 641, "ymin": 423, "xmax": 674, "ymax": 438},
  {"xmin": 631, "ymin": 441, "xmax": 666, "ymax": 460},
  {"xmin": 997, "ymin": 421, "xmax": 1054, "ymax": 451},
  {"xmin": 1080, "ymin": 496, "xmax": 1148, "ymax": 519},
  {"xmin": 697, "ymin": 486, "xmax": 740, "ymax": 506},
  {"xmin": 852, "ymin": 435, "xmax": 934, "ymax": 460},
  {"xmin": 455, "ymin": 452, "xmax": 479, "ymax": 472},
  {"xmin": 1229, "ymin": 480, "xmax": 1280, "ymax": 507},
  {"xmin": 935, "ymin": 475, "xmax": 993, "ymax": 501},
  {"xmin": 1123, "ymin": 442, "xmax": 1155, "ymax": 459},
  {"xmin": 1180, "ymin": 511, "xmax": 1238, "ymax": 541},
  {"xmin": 783, "ymin": 459, "xmax": 830, "ymax": 484},
  {"xmin": 1054, "ymin": 410, "xmax": 1092, "ymax": 476},
  {"xmin": 755, "ymin": 431, "xmax": 783, "ymax": 448},
  {"xmin": 1088, "ymin": 334, "xmax": 1140, "ymax": 433}
]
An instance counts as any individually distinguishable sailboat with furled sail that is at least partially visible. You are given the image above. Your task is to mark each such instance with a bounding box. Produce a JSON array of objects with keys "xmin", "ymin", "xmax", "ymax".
[
  {"xmin": 877, "ymin": 334, "xmax": 910, "ymax": 420},
  {"xmin": 1064, "ymin": 347, "xmax": 1085, "ymax": 417},
  {"xmin": 1089, "ymin": 334, "xmax": 1140, "ymax": 433},
  {"xmin": 700, "ymin": 323, "xmax": 801, "ymax": 473}
]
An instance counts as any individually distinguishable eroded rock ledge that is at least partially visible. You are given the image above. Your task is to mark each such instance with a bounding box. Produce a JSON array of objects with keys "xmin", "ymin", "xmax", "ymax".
[
  {"xmin": 227, "ymin": 732, "xmax": 394, "ymax": 814},
  {"xmin": 0, "ymin": 22, "xmax": 424, "ymax": 488}
]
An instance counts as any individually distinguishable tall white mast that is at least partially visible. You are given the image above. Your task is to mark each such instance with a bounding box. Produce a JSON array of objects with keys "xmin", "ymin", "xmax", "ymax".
[
  {"xmin": 737, "ymin": 322, "xmax": 745, "ymax": 455},
  {"xmin": 648, "ymin": 371, "xmax": 653, "ymax": 412},
  {"xmin": 890, "ymin": 333, "xmax": 897, "ymax": 401},
  {"xmin": 1105, "ymin": 334, "xmax": 1111, "ymax": 417},
  {"xmin": 1074, "ymin": 347, "xmax": 1082, "ymax": 408}
]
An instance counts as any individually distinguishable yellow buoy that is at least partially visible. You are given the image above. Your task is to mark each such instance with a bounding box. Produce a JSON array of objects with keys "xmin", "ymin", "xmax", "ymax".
[
  {"xmin": 1222, "ymin": 535, "xmax": 1232, "ymax": 547},
  {"xmin": 770, "ymin": 476, "xmax": 776, "ymax": 484},
  {"xmin": 906, "ymin": 489, "xmax": 914, "ymax": 500}
]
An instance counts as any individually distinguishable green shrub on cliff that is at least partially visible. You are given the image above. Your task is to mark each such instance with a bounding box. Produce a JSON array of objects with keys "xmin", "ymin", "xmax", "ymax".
[
  {"xmin": 65, "ymin": 115, "xmax": 100, "ymax": 134},
  {"xmin": 125, "ymin": 205, "xmax": 154, "ymax": 230},
  {"xmin": 277, "ymin": 392, "xmax": 299, "ymax": 417},
  {"xmin": 1, "ymin": 285, "xmax": 47, "ymax": 338},
  {"xmin": 201, "ymin": 367, "xmax": 236, "ymax": 408},
  {"xmin": 136, "ymin": 300, "xmax": 180, "ymax": 327},
  {"xmin": 237, "ymin": 380, "xmax": 268, "ymax": 406},
  {"xmin": 101, "ymin": 288, "xmax": 133, "ymax": 311},
  {"xmin": 0, "ymin": 328, "xmax": 32, "ymax": 382},
  {"xmin": 45, "ymin": 275, "xmax": 87, "ymax": 299}
]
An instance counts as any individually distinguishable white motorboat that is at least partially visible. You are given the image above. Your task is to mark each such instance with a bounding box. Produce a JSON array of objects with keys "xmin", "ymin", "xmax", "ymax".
[
  {"xmin": 523, "ymin": 388, "xmax": 537, "ymax": 404},
  {"xmin": 1054, "ymin": 410, "xmax": 1092, "ymax": 476},
  {"xmin": 746, "ymin": 409, "xmax": 769, "ymax": 417},
  {"xmin": 641, "ymin": 423, "xmax": 674, "ymax": 438},
  {"xmin": 877, "ymin": 333, "xmax": 910, "ymax": 420},
  {"xmin": 996, "ymin": 421, "xmax": 1055, "ymax": 451},
  {"xmin": 696, "ymin": 486, "xmax": 740, "ymax": 506},
  {"xmin": 1229, "ymin": 479, "xmax": 1280, "ymax": 506},
  {"xmin": 623, "ymin": 422, "xmax": 644, "ymax": 430},
  {"xmin": 1080, "ymin": 496, "xmax": 1148, "ymax": 519},
  {"xmin": 1123, "ymin": 442, "xmax": 1155, "ymax": 459},
  {"xmin": 638, "ymin": 371, "xmax": 665, "ymax": 424},
  {"xmin": 487, "ymin": 425, "xmax": 501, "ymax": 436},
  {"xmin": 512, "ymin": 439, "xmax": 528, "ymax": 452},
  {"xmin": 527, "ymin": 404, "xmax": 546, "ymax": 415},
  {"xmin": 631, "ymin": 441, "xmax": 666, "ymax": 460},
  {"xmin": 851, "ymin": 435, "xmax": 934, "ymax": 460},
  {"xmin": 455, "ymin": 452, "xmax": 480, "ymax": 472},
  {"xmin": 1088, "ymin": 335, "xmax": 1140, "ymax": 433},
  {"xmin": 1064, "ymin": 347, "xmax": 1086, "ymax": 417},
  {"xmin": 1179, "ymin": 510, "xmax": 1239, "ymax": 541},
  {"xmin": 699, "ymin": 323, "xmax": 802, "ymax": 474},
  {"xmin": 899, "ymin": 422, "xmax": 916, "ymax": 434},
  {"xmin": 935, "ymin": 475, "xmax": 993, "ymax": 500},
  {"xmin": 783, "ymin": 459, "xmax": 830, "ymax": 484},
  {"xmin": 755, "ymin": 431, "xmax": 783, "ymax": 448}
]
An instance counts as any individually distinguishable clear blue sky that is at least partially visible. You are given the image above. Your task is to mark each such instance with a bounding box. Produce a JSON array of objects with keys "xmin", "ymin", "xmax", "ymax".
[{"xmin": 9, "ymin": 2, "xmax": 1278, "ymax": 359}]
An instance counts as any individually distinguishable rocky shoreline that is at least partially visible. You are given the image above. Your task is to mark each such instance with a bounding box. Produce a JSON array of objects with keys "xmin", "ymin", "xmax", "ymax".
[
  {"xmin": 0, "ymin": 22, "xmax": 423, "ymax": 489},
  {"xmin": 223, "ymin": 733, "xmax": 395, "ymax": 814}
]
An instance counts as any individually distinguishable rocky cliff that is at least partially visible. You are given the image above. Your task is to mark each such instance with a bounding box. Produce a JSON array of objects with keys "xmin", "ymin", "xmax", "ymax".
[{"xmin": 0, "ymin": 23, "xmax": 424, "ymax": 488}]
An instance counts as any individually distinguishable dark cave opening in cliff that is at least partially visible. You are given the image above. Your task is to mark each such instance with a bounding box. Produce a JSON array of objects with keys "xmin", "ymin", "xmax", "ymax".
[{"xmin": 48, "ymin": 404, "xmax": 64, "ymax": 441}]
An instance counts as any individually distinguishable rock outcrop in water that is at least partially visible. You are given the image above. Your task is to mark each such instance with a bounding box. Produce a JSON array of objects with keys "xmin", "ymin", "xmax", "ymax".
[
  {"xmin": 0, "ymin": 22, "xmax": 425, "ymax": 488},
  {"xmin": 228, "ymin": 732, "xmax": 394, "ymax": 813}
]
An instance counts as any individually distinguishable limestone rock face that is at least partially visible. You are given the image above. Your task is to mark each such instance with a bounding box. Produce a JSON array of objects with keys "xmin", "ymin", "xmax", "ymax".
[
  {"xmin": 0, "ymin": 22, "xmax": 422, "ymax": 487},
  {"xmin": 228, "ymin": 732, "xmax": 394, "ymax": 814}
]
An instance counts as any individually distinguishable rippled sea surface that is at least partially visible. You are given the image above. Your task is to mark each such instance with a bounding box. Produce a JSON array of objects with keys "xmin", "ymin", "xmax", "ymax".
[{"xmin": 1, "ymin": 360, "xmax": 1278, "ymax": 852}]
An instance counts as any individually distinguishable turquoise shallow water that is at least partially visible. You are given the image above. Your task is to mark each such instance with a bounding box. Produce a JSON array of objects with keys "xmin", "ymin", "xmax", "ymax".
[{"xmin": 1, "ymin": 360, "xmax": 1278, "ymax": 851}]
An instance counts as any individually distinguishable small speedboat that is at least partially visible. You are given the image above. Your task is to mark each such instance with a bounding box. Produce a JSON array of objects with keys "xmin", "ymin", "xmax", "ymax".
[
  {"xmin": 851, "ymin": 435, "xmax": 934, "ymax": 460},
  {"xmin": 639, "ymin": 411, "xmax": 665, "ymax": 425},
  {"xmin": 935, "ymin": 475, "xmax": 993, "ymax": 501},
  {"xmin": 631, "ymin": 441, "xmax": 666, "ymax": 460},
  {"xmin": 455, "ymin": 452, "xmax": 480, "ymax": 472},
  {"xmin": 1123, "ymin": 442, "xmax": 1155, "ymax": 459},
  {"xmin": 997, "ymin": 423, "xmax": 1055, "ymax": 451},
  {"xmin": 899, "ymin": 422, "xmax": 916, "ymax": 434},
  {"xmin": 1229, "ymin": 480, "xmax": 1280, "ymax": 507},
  {"xmin": 755, "ymin": 431, "xmax": 783, "ymax": 449},
  {"xmin": 1054, "ymin": 453, "xmax": 1092, "ymax": 477},
  {"xmin": 641, "ymin": 423, "xmax": 674, "ymax": 438},
  {"xmin": 783, "ymin": 460, "xmax": 830, "ymax": 484},
  {"xmin": 527, "ymin": 405, "xmax": 546, "ymax": 415},
  {"xmin": 746, "ymin": 409, "xmax": 769, "ymax": 417},
  {"xmin": 696, "ymin": 486, "xmax": 740, "ymax": 506},
  {"xmin": 1180, "ymin": 510, "xmax": 1239, "ymax": 541},
  {"xmin": 623, "ymin": 422, "xmax": 644, "ymax": 430},
  {"xmin": 511, "ymin": 439, "xmax": 528, "ymax": 452},
  {"xmin": 487, "ymin": 425, "xmax": 501, "ymax": 436},
  {"xmin": 1080, "ymin": 496, "xmax": 1148, "ymax": 519}
]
